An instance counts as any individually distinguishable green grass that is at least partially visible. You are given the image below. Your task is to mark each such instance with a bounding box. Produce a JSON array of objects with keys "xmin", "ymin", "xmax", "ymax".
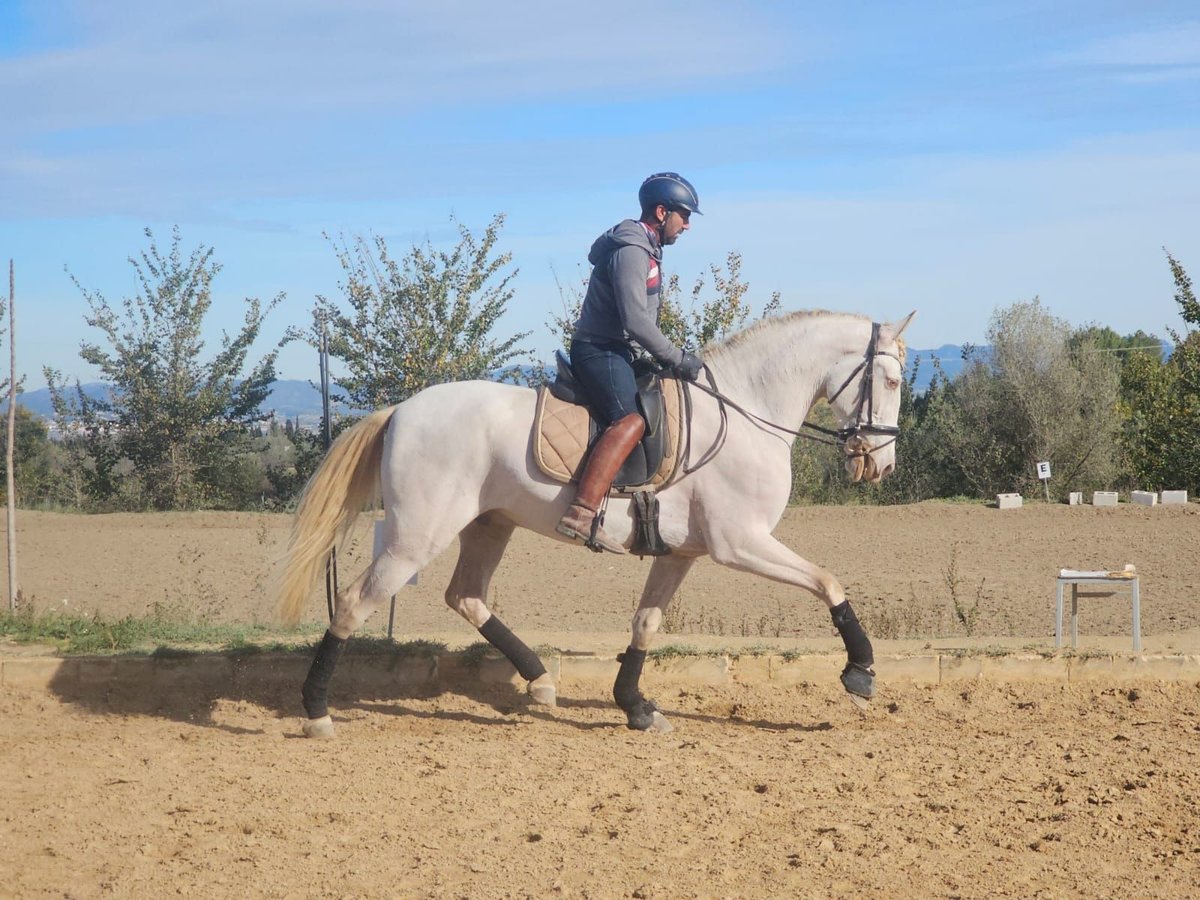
[
  {"xmin": 649, "ymin": 643, "xmax": 724, "ymax": 659},
  {"xmin": 346, "ymin": 637, "xmax": 447, "ymax": 658},
  {"xmin": 0, "ymin": 604, "xmax": 320, "ymax": 656},
  {"xmin": 455, "ymin": 640, "xmax": 499, "ymax": 670}
]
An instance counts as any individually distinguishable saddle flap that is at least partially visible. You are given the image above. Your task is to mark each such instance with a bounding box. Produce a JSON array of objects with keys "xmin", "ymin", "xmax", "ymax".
[{"xmin": 532, "ymin": 377, "xmax": 683, "ymax": 492}]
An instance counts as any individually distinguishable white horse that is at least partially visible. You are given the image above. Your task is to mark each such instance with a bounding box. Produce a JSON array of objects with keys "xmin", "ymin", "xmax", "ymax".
[{"xmin": 276, "ymin": 309, "xmax": 914, "ymax": 737}]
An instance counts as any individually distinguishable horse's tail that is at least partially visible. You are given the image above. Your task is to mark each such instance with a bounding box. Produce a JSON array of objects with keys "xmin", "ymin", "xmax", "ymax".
[{"xmin": 275, "ymin": 405, "xmax": 397, "ymax": 626}]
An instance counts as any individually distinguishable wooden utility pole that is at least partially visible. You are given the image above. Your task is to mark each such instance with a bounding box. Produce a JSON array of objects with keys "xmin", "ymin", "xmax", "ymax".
[
  {"xmin": 6, "ymin": 260, "xmax": 18, "ymax": 611},
  {"xmin": 319, "ymin": 325, "xmax": 336, "ymax": 622}
]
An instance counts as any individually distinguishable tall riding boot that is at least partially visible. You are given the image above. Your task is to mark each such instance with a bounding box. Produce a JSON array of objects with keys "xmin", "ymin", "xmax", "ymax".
[{"xmin": 556, "ymin": 412, "xmax": 646, "ymax": 553}]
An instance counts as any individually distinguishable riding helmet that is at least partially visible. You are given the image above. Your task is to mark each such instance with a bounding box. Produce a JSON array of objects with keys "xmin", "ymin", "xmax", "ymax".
[{"xmin": 638, "ymin": 172, "xmax": 702, "ymax": 216}]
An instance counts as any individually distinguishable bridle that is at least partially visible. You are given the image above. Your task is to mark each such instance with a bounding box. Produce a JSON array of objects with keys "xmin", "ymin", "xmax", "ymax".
[
  {"xmin": 680, "ymin": 321, "xmax": 903, "ymax": 475},
  {"xmin": 820, "ymin": 321, "xmax": 903, "ymax": 448}
]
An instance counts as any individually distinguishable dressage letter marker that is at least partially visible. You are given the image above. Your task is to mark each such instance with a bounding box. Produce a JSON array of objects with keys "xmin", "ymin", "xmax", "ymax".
[{"xmin": 1036, "ymin": 461, "xmax": 1051, "ymax": 502}]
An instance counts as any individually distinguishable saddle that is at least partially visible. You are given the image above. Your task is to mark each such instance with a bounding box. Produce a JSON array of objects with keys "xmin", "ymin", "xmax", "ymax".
[{"xmin": 533, "ymin": 352, "xmax": 683, "ymax": 493}]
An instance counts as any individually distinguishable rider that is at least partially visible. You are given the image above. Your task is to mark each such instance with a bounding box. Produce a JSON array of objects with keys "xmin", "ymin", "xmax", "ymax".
[{"xmin": 555, "ymin": 172, "xmax": 705, "ymax": 553}]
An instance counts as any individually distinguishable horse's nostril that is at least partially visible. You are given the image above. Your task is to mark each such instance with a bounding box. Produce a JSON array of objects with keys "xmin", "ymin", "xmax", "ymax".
[{"xmin": 881, "ymin": 463, "xmax": 894, "ymax": 479}]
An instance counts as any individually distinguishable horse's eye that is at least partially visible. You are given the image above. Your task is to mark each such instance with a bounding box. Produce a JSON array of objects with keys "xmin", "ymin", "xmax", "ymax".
[{"xmin": 885, "ymin": 377, "xmax": 901, "ymax": 390}]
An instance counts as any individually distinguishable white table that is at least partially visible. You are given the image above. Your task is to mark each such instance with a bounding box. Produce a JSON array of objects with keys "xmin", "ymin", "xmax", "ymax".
[{"xmin": 1055, "ymin": 569, "xmax": 1141, "ymax": 652}]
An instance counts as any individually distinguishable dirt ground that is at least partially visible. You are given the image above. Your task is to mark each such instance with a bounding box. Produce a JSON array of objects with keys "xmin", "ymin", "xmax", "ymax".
[
  {"xmin": 6, "ymin": 501, "xmax": 1200, "ymax": 644},
  {"xmin": 2, "ymin": 678, "xmax": 1198, "ymax": 898},
  {"xmin": 3, "ymin": 503, "xmax": 1200, "ymax": 897}
]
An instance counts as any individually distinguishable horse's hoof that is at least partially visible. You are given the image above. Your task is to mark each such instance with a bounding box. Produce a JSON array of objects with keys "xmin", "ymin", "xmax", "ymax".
[
  {"xmin": 528, "ymin": 676, "xmax": 557, "ymax": 707},
  {"xmin": 625, "ymin": 699, "xmax": 671, "ymax": 732},
  {"xmin": 302, "ymin": 715, "xmax": 335, "ymax": 739},
  {"xmin": 840, "ymin": 662, "xmax": 875, "ymax": 700},
  {"xmin": 646, "ymin": 711, "xmax": 674, "ymax": 733},
  {"xmin": 845, "ymin": 692, "xmax": 871, "ymax": 712}
]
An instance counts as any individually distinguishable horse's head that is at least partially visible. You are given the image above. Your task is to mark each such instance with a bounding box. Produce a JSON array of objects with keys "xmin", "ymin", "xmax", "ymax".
[{"xmin": 824, "ymin": 311, "xmax": 915, "ymax": 484}]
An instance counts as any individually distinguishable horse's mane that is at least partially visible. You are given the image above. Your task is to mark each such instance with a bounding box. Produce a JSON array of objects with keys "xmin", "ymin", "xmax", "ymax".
[
  {"xmin": 704, "ymin": 309, "xmax": 872, "ymax": 360},
  {"xmin": 704, "ymin": 309, "xmax": 908, "ymax": 365}
]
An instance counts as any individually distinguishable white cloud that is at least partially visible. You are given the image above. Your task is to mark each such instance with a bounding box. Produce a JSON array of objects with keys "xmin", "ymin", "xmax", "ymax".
[
  {"xmin": 1, "ymin": 0, "xmax": 794, "ymax": 134},
  {"xmin": 690, "ymin": 136, "xmax": 1200, "ymax": 350},
  {"xmin": 1051, "ymin": 22, "xmax": 1200, "ymax": 68}
]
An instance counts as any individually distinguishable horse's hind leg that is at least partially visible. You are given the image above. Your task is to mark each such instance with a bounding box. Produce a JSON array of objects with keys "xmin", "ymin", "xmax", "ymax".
[
  {"xmin": 614, "ymin": 554, "xmax": 696, "ymax": 732},
  {"xmin": 446, "ymin": 515, "xmax": 556, "ymax": 706},
  {"xmin": 300, "ymin": 549, "xmax": 424, "ymax": 738}
]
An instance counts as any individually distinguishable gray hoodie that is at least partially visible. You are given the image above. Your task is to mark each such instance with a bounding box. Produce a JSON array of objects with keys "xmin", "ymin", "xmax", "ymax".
[{"xmin": 573, "ymin": 219, "xmax": 684, "ymax": 366}]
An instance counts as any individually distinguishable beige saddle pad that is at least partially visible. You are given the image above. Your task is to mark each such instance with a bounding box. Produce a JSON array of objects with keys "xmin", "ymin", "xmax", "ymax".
[{"xmin": 532, "ymin": 377, "xmax": 684, "ymax": 492}]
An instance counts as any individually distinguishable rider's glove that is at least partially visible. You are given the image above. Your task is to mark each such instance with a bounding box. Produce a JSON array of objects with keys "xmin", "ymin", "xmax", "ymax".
[{"xmin": 674, "ymin": 350, "xmax": 704, "ymax": 382}]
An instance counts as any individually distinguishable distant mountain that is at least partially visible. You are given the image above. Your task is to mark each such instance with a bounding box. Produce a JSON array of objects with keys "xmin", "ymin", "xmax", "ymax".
[
  {"xmin": 9, "ymin": 380, "xmax": 349, "ymax": 424},
  {"xmin": 906, "ymin": 344, "xmax": 970, "ymax": 393},
  {"xmin": 10, "ymin": 381, "xmax": 109, "ymax": 419},
  {"xmin": 9, "ymin": 348, "xmax": 972, "ymax": 422}
]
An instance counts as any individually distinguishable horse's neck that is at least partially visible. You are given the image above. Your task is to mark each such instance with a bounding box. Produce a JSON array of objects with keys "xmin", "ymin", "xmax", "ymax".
[{"xmin": 704, "ymin": 315, "xmax": 864, "ymax": 430}]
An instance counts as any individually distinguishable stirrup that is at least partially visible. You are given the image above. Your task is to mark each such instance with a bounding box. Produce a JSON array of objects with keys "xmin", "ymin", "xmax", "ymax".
[{"xmin": 555, "ymin": 505, "xmax": 626, "ymax": 554}]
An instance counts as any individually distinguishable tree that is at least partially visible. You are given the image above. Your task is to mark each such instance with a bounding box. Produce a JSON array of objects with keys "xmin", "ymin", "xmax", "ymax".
[
  {"xmin": 0, "ymin": 406, "xmax": 54, "ymax": 506},
  {"xmin": 46, "ymin": 227, "xmax": 281, "ymax": 510},
  {"xmin": 307, "ymin": 215, "xmax": 531, "ymax": 412},
  {"xmin": 1068, "ymin": 325, "xmax": 1165, "ymax": 365},
  {"xmin": 548, "ymin": 250, "xmax": 781, "ymax": 356},
  {"xmin": 657, "ymin": 252, "xmax": 781, "ymax": 348},
  {"xmin": 1120, "ymin": 252, "xmax": 1200, "ymax": 493},
  {"xmin": 894, "ymin": 300, "xmax": 1123, "ymax": 500}
]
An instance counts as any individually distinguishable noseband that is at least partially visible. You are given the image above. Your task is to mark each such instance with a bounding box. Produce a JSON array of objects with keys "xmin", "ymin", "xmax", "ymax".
[{"xmin": 680, "ymin": 321, "xmax": 902, "ymax": 474}]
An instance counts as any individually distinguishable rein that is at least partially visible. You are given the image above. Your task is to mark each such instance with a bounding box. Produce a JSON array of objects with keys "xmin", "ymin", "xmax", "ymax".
[{"xmin": 680, "ymin": 321, "xmax": 902, "ymax": 475}]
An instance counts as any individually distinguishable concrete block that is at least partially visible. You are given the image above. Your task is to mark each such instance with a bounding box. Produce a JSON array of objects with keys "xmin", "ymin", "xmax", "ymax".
[
  {"xmin": 1068, "ymin": 656, "xmax": 1115, "ymax": 682},
  {"xmin": 979, "ymin": 654, "xmax": 1068, "ymax": 682},
  {"xmin": 1066, "ymin": 655, "xmax": 1200, "ymax": 683},
  {"xmin": 76, "ymin": 656, "xmax": 125, "ymax": 686},
  {"xmin": 1068, "ymin": 492, "xmax": 1083, "ymax": 506},
  {"xmin": 1160, "ymin": 490, "xmax": 1188, "ymax": 505},
  {"xmin": 940, "ymin": 655, "xmax": 982, "ymax": 681},
  {"xmin": 231, "ymin": 654, "xmax": 310, "ymax": 693},
  {"xmin": 154, "ymin": 654, "xmax": 233, "ymax": 693},
  {"xmin": 472, "ymin": 655, "xmax": 524, "ymax": 687},
  {"xmin": 1092, "ymin": 491, "xmax": 1119, "ymax": 507},
  {"xmin": 389, "ymin": 654, "xmax": 442, "ymax": 687},
  {"xmin": 650, "ymin": 655, "xmax": 732, "ymax": 685},
  {"xmin": 730, "ymin": 654, "xmax": 772, "ymax": 684},
  {"xmin": 996, "ymin": 493, "xmax": 1023, "ymax": 509},
  {"xmin": 1130, "ymin": 490, "xmax": 1157, "ymax": 506},
  {"xmin": 558, "ymin": 655, "xmax": 620, "ymax": 684},
  {"xmin": 1127, "ymin": 655, "xmax": 1200, "ymax": 682},
  {"xmin": 1, "ymin": 657, "xmax": 71, "ymax": 692},
  {"xmin": 436, "ymin": 651, "xmax": 517, "ymax": 688},
  {"xmin": 874, "ymin": 655, "xmax": 940, "ymax": 685},
  {"xmin": 770, "ymin": 654, "xmax": 843, "ymax": 685},
  {"xmin": 101, "ymin": 656, "xmax": 157, "ymax": 695}
]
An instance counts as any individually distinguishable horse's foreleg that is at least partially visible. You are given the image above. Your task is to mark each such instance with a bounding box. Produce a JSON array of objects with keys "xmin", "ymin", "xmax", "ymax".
[
  {"xmin": 709, "ymin": 532, "xmax": 875, "ymax": 705},
  {"xmin": 615, "ymin": 555, "xmax": 696, "ymax": 732},
  {"xmin": 446, "ymin": 516, "xmax": 555, "ymax": 706},
  {"xmin": 302, "ymin": 552, "xmax": 421, "ymax": 739}
]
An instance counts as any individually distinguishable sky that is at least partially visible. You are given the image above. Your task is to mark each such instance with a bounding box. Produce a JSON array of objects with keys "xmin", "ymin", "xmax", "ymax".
[{"xmin": 1, "ymin": 0, "xmax": 1198, "ymax": 384}]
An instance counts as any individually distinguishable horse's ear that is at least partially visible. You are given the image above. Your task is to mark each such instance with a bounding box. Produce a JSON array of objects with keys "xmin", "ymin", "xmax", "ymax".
[{"xmin": 886, "ymin": 310, "xmax": 917, "ymax": 339}]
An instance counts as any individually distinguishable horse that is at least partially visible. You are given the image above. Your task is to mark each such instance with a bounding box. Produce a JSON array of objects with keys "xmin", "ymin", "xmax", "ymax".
[{"xmin": 276, "ymin": 309, "xmax": 915, "ymax": 737}]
